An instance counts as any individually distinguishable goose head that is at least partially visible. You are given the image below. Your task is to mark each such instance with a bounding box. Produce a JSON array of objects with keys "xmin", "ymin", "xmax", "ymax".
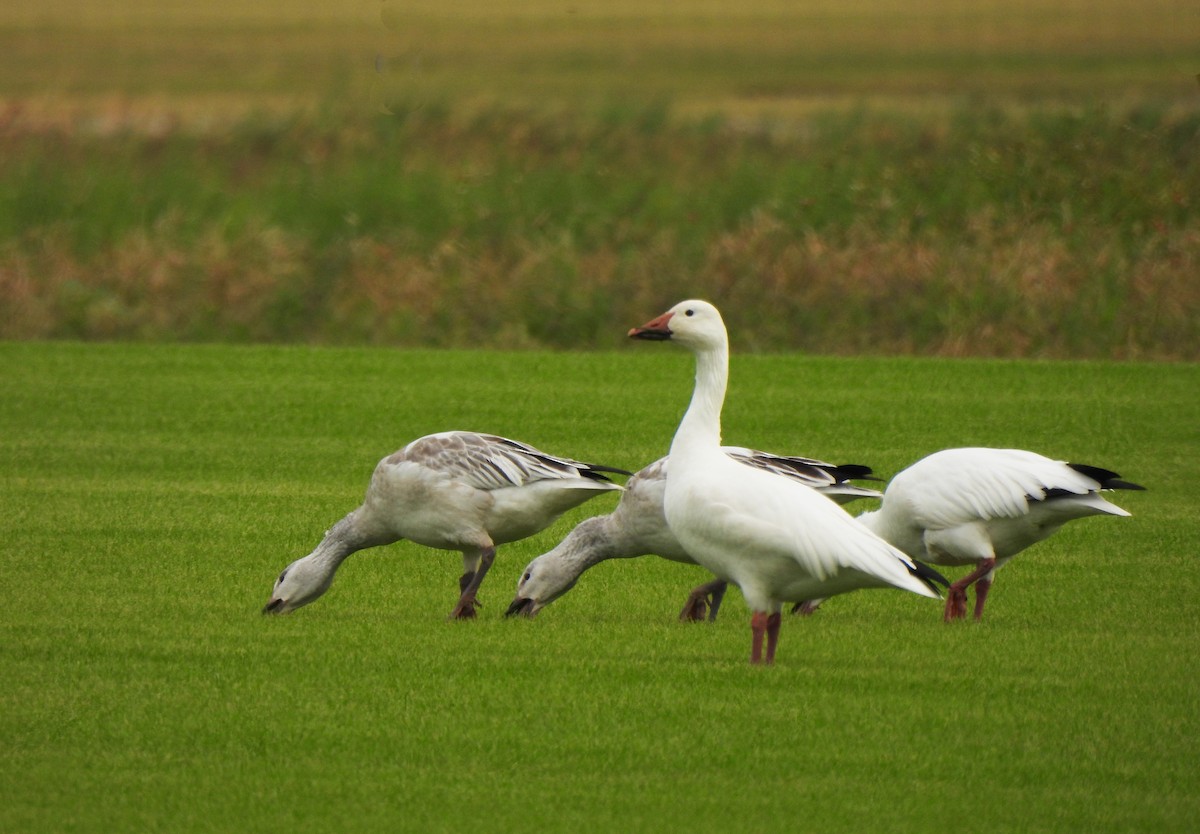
[
  {"xmin": 505, "ymin": 551, "xmax": 582, "ymax": 618},
  {"xmin": 628, "ymin": 299, "xmax": 726, "ymax": 351},
  {"xmin": 262, "ymin": 555, "xmax": 333, "ymax": 614}
]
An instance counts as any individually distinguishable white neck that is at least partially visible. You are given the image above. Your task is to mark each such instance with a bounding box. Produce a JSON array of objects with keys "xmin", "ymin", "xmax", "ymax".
[{"xmin": 670, "ymin": 337, "xmax": 728, "ymax": 459}]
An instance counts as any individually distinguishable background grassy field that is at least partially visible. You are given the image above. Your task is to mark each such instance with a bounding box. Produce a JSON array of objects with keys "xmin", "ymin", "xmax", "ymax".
[
  {"xmin": 2, "ymin": 342, "xmax": 1198, "ymax": 832},
  {"xmin": 2, "ymin": 0, "xmax": 1198, "ymax": 356},
  {"xmin": 2, "ymin": 0, "xmax": 1195, "ymax": 106}
]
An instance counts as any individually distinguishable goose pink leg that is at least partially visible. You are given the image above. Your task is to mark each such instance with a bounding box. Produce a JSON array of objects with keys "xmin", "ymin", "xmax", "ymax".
[
  {"xmin": 765, "ymin": 612, "xmax": 781, "ymax": 664},
  {"xmin": 750, "ymin": 612, "xmax": 782, "ymax": 665},
  {"xmin": 973, "ymin": 576, "xmax": 993, "ymax": 621},
  {"xmin": 751, "ymin": 612, "xmax": 768, "ymax": 664},
  {"xmin": 944, "ymin": 557, "xmax": 996, "ymax": 622}
]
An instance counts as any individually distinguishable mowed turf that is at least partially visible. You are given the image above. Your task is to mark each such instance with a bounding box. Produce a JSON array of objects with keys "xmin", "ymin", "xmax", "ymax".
[{"xmin": 1, "ymin": 341, "xmax": 1197, "ymax": 832}]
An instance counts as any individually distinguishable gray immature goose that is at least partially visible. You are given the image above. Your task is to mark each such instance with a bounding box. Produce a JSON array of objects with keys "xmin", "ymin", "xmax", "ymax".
[{"xmin": 263, "ymin": 431, "xmax": 629, "ymax": 619}]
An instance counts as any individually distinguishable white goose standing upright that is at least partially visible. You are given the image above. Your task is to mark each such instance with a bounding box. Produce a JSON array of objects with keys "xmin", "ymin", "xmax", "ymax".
[
  {"xmin": 629, "ymin": 300, "xmax": 941, "ymax": 664},
  {"xmin": 262, "ymin": 431, "xmax": 628, "ymax": 619}
]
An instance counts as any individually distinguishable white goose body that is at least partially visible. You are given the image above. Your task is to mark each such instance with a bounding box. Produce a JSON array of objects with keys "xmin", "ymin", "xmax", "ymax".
[
  {"xmin": 263, "ymin": 431, "xmax": 627, "ymax": 618},
  {"xmin": 851, "ymin": 447, "xmax": 1143, "ymax": 620},
  {"xmin": 630, "ymin": 300, "xmax": 940, "ymax": 663},
  {"xmin": 506, "ymin": 450, "xmax": 881, "ymax": 618},
  {"xmin": 664, "ymin": 442, "xmax": 928, "ymax": 609}
]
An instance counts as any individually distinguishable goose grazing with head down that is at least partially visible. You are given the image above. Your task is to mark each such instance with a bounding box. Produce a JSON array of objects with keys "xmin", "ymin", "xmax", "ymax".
[
  {"xmin": 262, "ymin": 431, "xmax": 629, "ymax": 619},
  {"xmin": 505, "ymin": 449, "xmax": 882, "ymax": 621},
  {"xmin": 628, "ymin": 299, "xmax": 942, "ymax": 664},
  {"xmin": 801, "ymin": 447, "xmax": 1143, "ymax": 622}
]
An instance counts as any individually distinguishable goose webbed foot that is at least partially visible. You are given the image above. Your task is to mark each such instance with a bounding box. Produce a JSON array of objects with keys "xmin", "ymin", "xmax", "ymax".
[
  {"xmin": 944, "ymin": 587, "xmax": 968, "ymax": 621},
  {"xmin": 790, "ymin": 599, "xmax": 823, "ymax": 616},
  {"xmin": 678, "ymin": 579, "xmax": 728, "ymax": 623},
  {"xmin": 448, "ymin": 594, "xmax": 481, "ymax": 620}
]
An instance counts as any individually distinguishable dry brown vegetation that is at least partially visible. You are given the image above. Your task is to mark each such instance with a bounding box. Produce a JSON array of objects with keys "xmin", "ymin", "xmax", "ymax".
[{"xmin": 1, "ymin": 0, "xmax": 1198, "ymax": 357}]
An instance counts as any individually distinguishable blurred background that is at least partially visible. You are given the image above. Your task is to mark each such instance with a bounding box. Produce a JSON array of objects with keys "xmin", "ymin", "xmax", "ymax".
[{"xmin": 2, "ymin": 0, "xmax": 1197, "ymax": 357}]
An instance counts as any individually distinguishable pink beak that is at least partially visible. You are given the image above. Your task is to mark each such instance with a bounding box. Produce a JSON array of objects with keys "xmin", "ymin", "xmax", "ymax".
[{"xmin": 628, "ymin": 311, "xmax": 674, "ymax": 340}]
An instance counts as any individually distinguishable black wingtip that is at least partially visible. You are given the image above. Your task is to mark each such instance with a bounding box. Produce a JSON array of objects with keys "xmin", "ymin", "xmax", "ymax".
[
  {"xmin": 832, "ymin": 463, "xmax": 883, "ymax": 483},
  {"xmin": 582, "ymin": 463, "xmax": 634, "ymax": 482},
  {"xmin": 909, "ymin": 559, "xmax": 951, "ymax": 592},
  {"xmin": 1067, "ymin": 463, "xmax": 1146, "ymax": 492}
]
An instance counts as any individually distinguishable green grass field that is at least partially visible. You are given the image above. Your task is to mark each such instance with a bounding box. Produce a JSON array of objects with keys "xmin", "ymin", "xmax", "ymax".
[{"xmin": 2, "ymin": 342, "xmax": 1197, "ymax": 832}]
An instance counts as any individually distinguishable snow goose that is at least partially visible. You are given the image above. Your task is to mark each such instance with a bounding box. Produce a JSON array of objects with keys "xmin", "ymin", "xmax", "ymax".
[
  {"xmin": 262, "ymin": 431, "xmax": 629, "ymax": 619},
  {"xmin": 504, "ymin": 449, "xmax": 882, "ymax": 621},
  {"xmin": 627, "ymin": 300, "xmax": 942, "ymax": 664},
  {"xmin": 813, "ymin": 447, "xmax": 1144, "ymax": 622}
]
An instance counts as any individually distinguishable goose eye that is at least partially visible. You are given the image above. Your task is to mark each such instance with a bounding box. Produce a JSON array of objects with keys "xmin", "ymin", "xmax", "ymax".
[{"xmin": 685, "ymin": 309, "xmax": 695, "ymax": 317}]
